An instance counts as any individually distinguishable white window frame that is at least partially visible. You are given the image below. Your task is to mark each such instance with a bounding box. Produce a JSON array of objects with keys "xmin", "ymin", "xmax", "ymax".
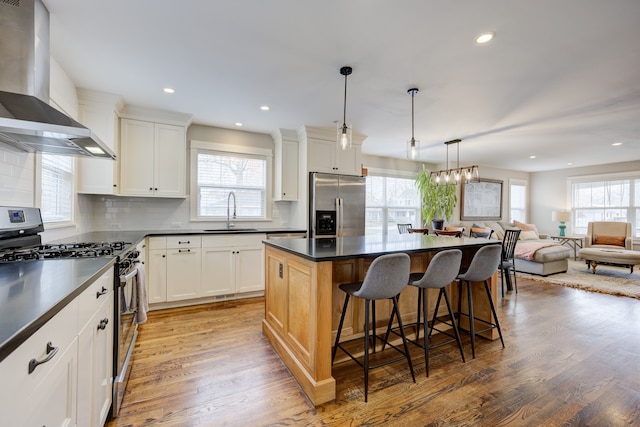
[
  {"xmin": 365, "ymin": 168, "xmax": 421, "ymax": 236},
  {"xmin": 509, "ymin": 178, "xmax": 528, "ymax": 223},
  {"xmin": 569, "ymin": 171, "xmax": 639, "ymax": 238},
  {"xmin": 189, "ymin": 140, "xmax": 272, "ymax": 222},
  {"xmin": 35, "ymin": 153, "xmax": 75, "ymax": 227}
]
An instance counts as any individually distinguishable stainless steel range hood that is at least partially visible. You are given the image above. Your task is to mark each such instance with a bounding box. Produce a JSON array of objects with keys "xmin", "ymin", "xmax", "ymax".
[{"xmin": 0, "ymin": 0, "xmax": 115, "ymax": 159}]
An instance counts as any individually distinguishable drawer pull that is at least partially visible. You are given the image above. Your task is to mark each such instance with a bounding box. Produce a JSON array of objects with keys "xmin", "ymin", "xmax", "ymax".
[
  {"xmin": 96, "ymin": 286, "xmax": 108, "ymax": 298},
  {"xmin": 97, "ymin": 318, "xmax": 109, "ymax": 331},
  {"xmin": 178, "ymin": 241, "xmax": 191, "ymax": 244},
  {"xmin": 28, "ymin": 342, "xmax": 59, "ymax": 374},
  {"xmin": 178, "ymin": 249, "xmax": 191, "ymax": 253}
]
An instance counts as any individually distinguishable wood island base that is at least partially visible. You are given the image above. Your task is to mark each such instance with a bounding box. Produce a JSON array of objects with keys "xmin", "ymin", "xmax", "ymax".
[{"xmin": 262, "ymin": 240, "xmax": 500, "ymax": 405}]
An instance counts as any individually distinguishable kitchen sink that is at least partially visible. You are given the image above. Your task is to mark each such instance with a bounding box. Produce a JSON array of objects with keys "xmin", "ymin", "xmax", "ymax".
[{"xmin": 203, "ymin": 228, "xmax": 259, "ymax": 233}]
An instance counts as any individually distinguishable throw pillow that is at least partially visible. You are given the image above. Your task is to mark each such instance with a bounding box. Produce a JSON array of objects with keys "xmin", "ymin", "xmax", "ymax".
[
  {"xmin": 514, "ymin": 220, "xmax": 539, "ymax": 238},
  {"xmin": 593, "ymin": 235, "xmax": 625, "ymax": 246},
  {"xmin": 518, "ymin": 230, "xmax": 539, "ymax": 240}
]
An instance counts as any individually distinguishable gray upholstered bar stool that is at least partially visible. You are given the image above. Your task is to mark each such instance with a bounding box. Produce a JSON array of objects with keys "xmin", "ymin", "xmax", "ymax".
[
  {"xmin": 456, "ymin": 244, "xmax": 505, "ymax": 359},
  {"xmin": 384, "ymin": 249, "xmax": 465, "ymax": 377},
  {"xmin": 331, "ymin": 253, "xmax": 416, "ymax": 402},
  {"xmin": 411, "ymin": 249, "xmax": 466, "ymax": 376}
]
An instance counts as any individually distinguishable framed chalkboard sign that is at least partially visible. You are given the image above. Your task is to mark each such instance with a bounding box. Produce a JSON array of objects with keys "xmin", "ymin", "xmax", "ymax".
[{"xmin": 461, "ymin": 179, "xmax": 503, "ymax": 221}]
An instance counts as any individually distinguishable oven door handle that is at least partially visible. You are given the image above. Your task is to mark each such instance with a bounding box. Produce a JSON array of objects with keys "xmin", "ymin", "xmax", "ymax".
[{"xmin": 120, "ymin": 268, "xmax": 138, "ymax": 283}]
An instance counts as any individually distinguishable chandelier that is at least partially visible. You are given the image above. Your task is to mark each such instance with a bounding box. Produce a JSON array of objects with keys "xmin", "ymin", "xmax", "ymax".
[{"xmin": 429, "ymin": 139, "xmax": 479, "ymax": 185}]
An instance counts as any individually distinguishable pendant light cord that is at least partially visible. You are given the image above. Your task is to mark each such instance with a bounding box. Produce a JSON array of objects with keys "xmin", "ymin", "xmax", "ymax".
[
  {"xmin": 339, "ymin": 66, "xmax": 352, "ymax": 130},
  {"xmin": 407, "ymin": 88, "xmax": 418, "ymax": 144},
  {"xmin": 343, "ymin": 73, "xmax": 348, "ymax": 127}
]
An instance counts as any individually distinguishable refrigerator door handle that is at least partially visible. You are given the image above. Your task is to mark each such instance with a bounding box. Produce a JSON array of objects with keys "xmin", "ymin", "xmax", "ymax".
[{"xmin": 336, "ymin": 198, "xmax": 343, "ymax": 237}]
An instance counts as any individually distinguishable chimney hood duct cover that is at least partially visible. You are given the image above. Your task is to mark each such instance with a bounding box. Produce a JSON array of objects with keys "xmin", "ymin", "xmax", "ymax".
[{"xmin": 0, "ymin": 0, "xmax": 115, "ymax": 159}]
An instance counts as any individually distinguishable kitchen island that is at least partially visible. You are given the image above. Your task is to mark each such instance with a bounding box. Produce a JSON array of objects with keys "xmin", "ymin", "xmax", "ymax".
[{"xmin": 262, "ymin": 234, "xmax": 501, "ymax": 405}]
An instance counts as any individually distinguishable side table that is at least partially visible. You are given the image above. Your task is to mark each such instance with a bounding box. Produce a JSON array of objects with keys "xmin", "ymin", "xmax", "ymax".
[{"xmin": 549, "ymin": 235, "xmax": 584, "ymax": 260}]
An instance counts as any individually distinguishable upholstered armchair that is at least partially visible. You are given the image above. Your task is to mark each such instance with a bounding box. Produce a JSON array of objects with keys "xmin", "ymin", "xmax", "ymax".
[{"xmin": 584, "ymin": 222, "xmax": 632, "ymax": 250}]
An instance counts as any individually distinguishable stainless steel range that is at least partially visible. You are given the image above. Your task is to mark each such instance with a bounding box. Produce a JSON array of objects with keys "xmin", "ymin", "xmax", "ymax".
[{"xmin": 0, "ymin": 206, "xmax": 140, "ymax": 419}]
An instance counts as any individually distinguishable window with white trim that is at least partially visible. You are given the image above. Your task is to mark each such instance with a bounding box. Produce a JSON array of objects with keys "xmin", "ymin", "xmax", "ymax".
[
  {"xmin": 365, "ymin": 174, "xmax": 420, "ymax": 236},
  {"xmin": 509, "ymin": 179, "xmax": 527, "ymax": 223},
  {"xmin": 571, "ymin": 176, "xmax": 638, "ymax": 236},
  {"xmin": 40, "ymin": 153, "xmax": 74, "ymax": 223},
  {"xmin": 191, "ymin": 146, "xmax": 269, "ymax": 220}
]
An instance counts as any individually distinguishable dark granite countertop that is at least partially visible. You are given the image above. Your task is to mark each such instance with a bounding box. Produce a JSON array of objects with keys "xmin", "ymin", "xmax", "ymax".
[
  {"xmin": 263, "ymin": 234, "xmax": 500, "ymax": 262},
  {"xmin": 0, "ymin": 227, "xmax": 305, "ymax": 363},
  {"xmin": 0, "ymin": 257, "xmax": 115, "ymax": 362}
]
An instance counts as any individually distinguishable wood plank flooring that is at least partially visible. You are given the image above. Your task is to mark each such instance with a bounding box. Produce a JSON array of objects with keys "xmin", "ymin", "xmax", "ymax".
[{"xmin": 106, "ymin": 278, "xmax": 640, "ymax": 427}]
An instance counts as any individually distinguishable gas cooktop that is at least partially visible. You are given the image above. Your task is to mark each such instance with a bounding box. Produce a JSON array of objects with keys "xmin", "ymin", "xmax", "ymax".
[{"xmin": 0, "ymin": 241, "xmax": 129, "ymax": 263}]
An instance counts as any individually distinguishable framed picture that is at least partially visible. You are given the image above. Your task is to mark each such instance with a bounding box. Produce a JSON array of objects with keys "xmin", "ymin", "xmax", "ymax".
[{"xmin": 461, "ymin": 179, "xmax": 503, "ymax": 221}]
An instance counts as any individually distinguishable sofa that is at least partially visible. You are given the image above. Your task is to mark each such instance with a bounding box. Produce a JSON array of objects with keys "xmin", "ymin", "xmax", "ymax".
[{"xmin": 448, "ymin": 220, "xmax": 572, "ymax": 276}]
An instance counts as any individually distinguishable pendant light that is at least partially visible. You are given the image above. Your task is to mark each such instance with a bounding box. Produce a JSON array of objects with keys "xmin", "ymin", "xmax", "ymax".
[
  {"xmin": 337, "ymin": 66, "xmax": 353, "ymax": 151},
  {"xmin": 406, "ymin": 88, "xmax": 420, "ymax": 160}
]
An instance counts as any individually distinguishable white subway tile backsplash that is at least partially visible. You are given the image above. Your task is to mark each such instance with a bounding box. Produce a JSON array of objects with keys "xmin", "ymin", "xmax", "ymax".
[{"xmin": 0, "ymin": 148, "xmax": 34, "ymax": 207}]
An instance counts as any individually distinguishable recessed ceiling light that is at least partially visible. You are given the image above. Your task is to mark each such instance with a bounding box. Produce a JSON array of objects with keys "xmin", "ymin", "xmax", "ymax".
[
  {"xmin": 163, "ymin": 87, "xmax": 175, "ymax": 94},
  {"xmin": 235, "ymin": 122, "xmax": 243, "ymax": 127},
  {"xmin": 474, "ymin": 32, "xmax": 495, "ymax": 44},
  {"xmin": 260, "ymin": 105, "xmax": 270, "ymax": 111},
  {"xmin": 529, "ymin": 155, "xmax": 536, "ymax": 159},
  {"xmin": 612, "ymin": 142, "xmax": 623, "ymax": 146}
]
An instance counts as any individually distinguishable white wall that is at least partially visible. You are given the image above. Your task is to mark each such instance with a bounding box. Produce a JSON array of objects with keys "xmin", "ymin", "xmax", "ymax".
[{"xmin": 530, "ymin": 160, "xmax": 640, "ymax": 236}]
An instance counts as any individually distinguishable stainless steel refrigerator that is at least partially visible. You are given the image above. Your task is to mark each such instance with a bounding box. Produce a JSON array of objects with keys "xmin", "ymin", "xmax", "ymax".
[{"xmin": 309, "ymin": 172, "xmax": 366, "ymax": 237}]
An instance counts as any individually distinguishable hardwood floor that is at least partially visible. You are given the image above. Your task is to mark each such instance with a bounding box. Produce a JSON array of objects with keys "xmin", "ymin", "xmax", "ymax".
[{"xmin": 107, "ymin": 279, "xmax": 640, "ymax": 427}]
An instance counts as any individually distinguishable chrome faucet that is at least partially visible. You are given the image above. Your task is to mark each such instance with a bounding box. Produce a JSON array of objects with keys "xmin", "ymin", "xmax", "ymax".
[{"xmin": 227, "ymin": 191, "xmax": 236, "ymax": 229}]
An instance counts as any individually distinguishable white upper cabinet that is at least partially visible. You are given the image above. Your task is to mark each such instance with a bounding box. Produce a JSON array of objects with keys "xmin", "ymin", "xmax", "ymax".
[
  {"xmin": 76, "ymin": 89, "xmax": 124, "ymax": 195},
  {"xmin": 298, "ymin": 126, "xmax": 364, "ymax": 176},
  {"xmin": 272, "ymin": 128, "xmax": 299, "ymax": 201},
  {"xmin": 119, "ymin": 106, "xmax": 192, "ymax": 198}
]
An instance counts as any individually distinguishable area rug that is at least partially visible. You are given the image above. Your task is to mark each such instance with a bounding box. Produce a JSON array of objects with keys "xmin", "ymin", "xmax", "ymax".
[{"xmin": 517, "ymin": 260, "xmax": 640, "ymax": 299}]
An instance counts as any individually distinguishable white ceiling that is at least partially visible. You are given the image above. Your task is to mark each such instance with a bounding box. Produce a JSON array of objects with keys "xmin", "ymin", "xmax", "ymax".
[{"xmin": 44, "ymin": 0, "xmax": 640, "ymax": 172}]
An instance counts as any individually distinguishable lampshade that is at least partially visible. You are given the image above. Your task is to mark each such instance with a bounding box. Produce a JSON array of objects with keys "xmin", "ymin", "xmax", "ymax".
[{"xmin": 552, "ymin": 211, "xmax": 571, "ymax": 222}]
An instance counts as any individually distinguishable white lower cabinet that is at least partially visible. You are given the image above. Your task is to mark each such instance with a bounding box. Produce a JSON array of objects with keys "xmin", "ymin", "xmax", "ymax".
[
  {"xmin": 147, "ymin": 237, "xmax": 168, "ymax": 304},
  {"xmin": 0, "ymin": 298, "xmax": 79, "ymax": 427},
  {"xmin": 0, "ymin": 266, "xmax": 115, "ymax": 427},
  {"xmin": 146, "ymin": 233, "xmax": 265, "ymax": 307},
  {"xmin": 166, "ymin": 246, "xmax": 202, "ymax": 301},
  {"xmin": 77, "ymin": 278, "xmax": 114, "ymax": 427},
  {"xmin": 202, "ymin": 234, "xmax": 265, "ymax": 296},
  {"xmin": 26, "ymin": 338, "xmax": 79, "ymax": 427},
  {"xmin": 147, "ymin": 236, "xmax": 202, "ymax": 303}
]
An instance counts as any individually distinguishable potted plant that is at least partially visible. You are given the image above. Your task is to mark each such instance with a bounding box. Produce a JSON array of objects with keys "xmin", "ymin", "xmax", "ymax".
[{"xmin": 415, "ymin": 165, "xmax": 457, "ymax": 230}]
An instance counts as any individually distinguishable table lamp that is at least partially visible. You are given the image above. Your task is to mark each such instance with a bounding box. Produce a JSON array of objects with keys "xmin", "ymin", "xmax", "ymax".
[{"xmin": 552, "ymin": 211, "xmax": 571, "ymax": 237}]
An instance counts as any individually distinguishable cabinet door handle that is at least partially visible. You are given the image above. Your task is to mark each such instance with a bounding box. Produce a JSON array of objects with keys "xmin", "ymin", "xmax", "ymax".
[
  {"xmin": 178, "ymin": 249, "xmax": 191, "ymax": 253},
  {"xmin": 96, "ymin": 286, "xmax": 108, "ymax": 299},
  {"xmin": 28, "ymin": 342, "xmax": 59, "ymax": 374},
  {"xmin": 178, "ymin": 241, "xmax": 191, "ymax": 244},
  {"xmin": 97, "ymin": 318, "xmax": 109, "ymax": 331},
  {"xmin": 155, "ymin": 188, "xmax": 158, "ymax": 191},
  {"xmin": 149, "ymin": 187, "xmax": 153, "ymax": 191}
]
